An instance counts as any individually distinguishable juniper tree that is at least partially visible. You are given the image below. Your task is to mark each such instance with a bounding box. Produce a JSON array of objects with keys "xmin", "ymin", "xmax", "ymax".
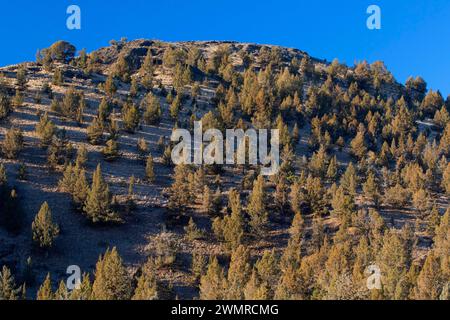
[
  {"xmin": 247, "ymin": 175, "xmax": 268, "ymax": 237},
  {"xmin": 55, "ymin": 281, "xmax": 69, "ymax": 300},
  {"xmin": 129, "ymin": 77, "xmax": 139, "ymax": 98},
  {"xmin": 202, "ymin": 185, "xmax": 213, "ymax": 214},
  {"xmin": 199, "ymin": 256, "xmax": 225, "ymax": 300},
  {"xmin": 12, "ymin": 89, "xmax": 23, "ymax": 108},
  {"xmin": 340, "ymin": 162, "xmax": 357, "ymax": 196},
  {"xmin": 75, "ymin": 145, "xmax": 88, "ymax": 167},
  {"xmin": 169, "ymin": 94, "xmax": 182, "ymax": 120},
  {"xmin": 69, "ymin": 273, "xmax": 92, "ymax": 300},
  {"xmin": 142, "ymin": 92, "xmax": 161, "ymax": 125},
  {"xmin": 122, "ymin": 101, "xmax": 140, "ymax": 133},
  {"xmin": 52, "ymin": 68, "xmax": 64, "ymax": 85},
  {"xmin": 16, "ymin": 65, "xmax": 27, "ymax": 90},
  {"xmin": 225, "ymin": 245, "xmax": 251, "ymax": 299},
  {"xmin": 36, "ymin": 273, "xmax": 54, "ymax": 300},
  {"xmin": 0, "ymin": 265, "xmax": 21, "ymax": 300},
  {"xmin": 97, "ymin": 97, "xmax": 112, "ymax": 125},
  {"xmin": 73, "ymin": 167, "xmax": 89, "ymax": 206},
  {"xmin": 87, "ymin": 116, "xmax": 104, "ymax": 145},
  {"xmin": 83, "ymin": 164, "xmax": 119, "ymax": 223},
  {"xmin": 362, "ymin": 171, "xmax": 380, "ymax": 207},
  {"xmin": 104, "ymin": 74, "xmax": 117, "ymax": 97},
  {"xmin": 0, "ymin": 94, "xmax": 11, "ymax": 120},
  {"xmin": 1, "ymin": 126, "xmax": 24, "ymax": 159},
  {"xmin": 35, "ymin": 112, "xmax": 56, "ymax": 147},
  {"xmin": 32, "ymin": 201, "xmax": 59, "ymax": 249},
  {"xmin": 274, "ymin": 175, "xmax": 289, "ymax": 214},
  {"xmin": 191, "ymin": 251, "xmax": 208, "ymax": 283},
  {"xmin": 213, "ymin": 188, "xmax": 245, "ymax": 250},
  {"xmin": 145, "ymin": 155, "xmax": 155, "ymax": 183},
  {"xmin": 102, "ymin": 139, "xmax": 119, "ymax": 161},
  {"xmin": 168, "ymin": 164, "xmax": 194, "ymax": 211},
  {"xmin": 414, "ymin": 250, "xmax": 443, "ymax": 299},
  {"xmin": 132, "ymin": 258, "xmax": 158, "ymax": 300},
  {"xmin": 92, "ymin": 247, "xmax": 132, "ymax": 300},
  {"xmin": 114, "ymin": 54, "xmax": 131, "ymax": 83},
  {"xmin": 244, "ymin": 269, "xmax": 269, "ymax": 300},
  {"xmin": 184, "ymin": 217, "xmax": 203, "ymax": 241},
  {"xmin": 0, "ymin": 163, "xmax": 6, "ymax": 186}
]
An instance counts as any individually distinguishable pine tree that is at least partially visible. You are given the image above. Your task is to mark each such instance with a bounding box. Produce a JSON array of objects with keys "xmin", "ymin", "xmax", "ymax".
[
  {"xmin": 92, "ymin": 247, "xmax": 132, "ymax": 300},
  {"xmin": 351, "ymin": 129, "xmax": 367, "ymax": 159},
  {"xmin": 36, "ymin": 274, "xmax": 54, "ymax": 300},
  {"xmin": 83, "ymin": 164, "xmax": 119, "ymax": 223},
  {"xmin": 199, "ymin": 256, "xmax": 225, "ymax": 300},
  {"xmin": 132, "ymin": 258, "xmax": 158, "ymax": 300},
  {"xmin": 32, "ymin": 202, "xmax": 59, "ymax": 248},
  {"xmin": 247, "ymin": 175, "xmax": 268, "ymax": 237},
  {"xmin": 145, "ymin": 155, "xmax": 155, "ymax": 183},
  {"xmin": 0, "ymin": 265, "xmax": 21, "ymax": 300},
  {"xmin": 1, "ymin": 126, "xmax": 23, "ymax": 159}
]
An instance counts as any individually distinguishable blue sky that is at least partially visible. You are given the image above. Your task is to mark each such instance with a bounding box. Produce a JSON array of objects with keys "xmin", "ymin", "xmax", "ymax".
[{"xmin": 1, "ymin": 0, "xmax": 449, "ymax": 96}]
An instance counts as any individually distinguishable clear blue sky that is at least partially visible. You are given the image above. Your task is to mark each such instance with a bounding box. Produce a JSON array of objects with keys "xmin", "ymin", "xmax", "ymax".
[{"xmin": 1, "ymin": 0, "xmax": 449, "ymax": 96}]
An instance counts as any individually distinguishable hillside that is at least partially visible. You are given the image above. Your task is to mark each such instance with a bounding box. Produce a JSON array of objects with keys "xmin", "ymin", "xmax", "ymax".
[{"xmin": 0, "ymin": 39, "xmax": 449, "ymax": 300}]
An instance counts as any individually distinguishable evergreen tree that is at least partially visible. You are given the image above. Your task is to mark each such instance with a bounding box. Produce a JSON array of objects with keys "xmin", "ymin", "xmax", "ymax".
[
  {"xmin": 102, "ymin": 139, "xmax": 119, "ymax": 161},
  {"xmin": 36, "ymin": 274, "xmax": 54, "ymax": 300},
  {"xmin": 142, "ymin": 92, "xmax": 161, "ymax": 125},
  {"xmin": 69, "ymin": 273, "xmax": 92, "ymax": 300},
  {"xmin": 83, "ymin": 164, "xmax": 119, "ymax": 223},
  {"xmin": 132, "ymin": 258, "xmax": 158, "ymax": 300},
  {"xmin": 32, "ymin": 202, "xmax": 59, "ymax": 248},
  {"xmin": 1, "ymin": 126, "xmax": 24, "ymax": 159},
  {"xmin": 363, "ymin": 171, "xmax": 380, "ymax": 207},
  {"xmin": 145, "ymin": 155, "xmax": 155, "ymax": 183},
  {"xmin": 87, "ymin": 116, "xmax": 104, "ymax": 145},
  {"xmin": 35, "ymin": 112, "xmax": 56, "ymax": 147},
  {"xmin": 247, "ymin": 175, "xmax": 268, "ymax": 237},
  {"xmin": 122, "ymin": 101, "xmax": 140, "ymax": 133},
  {"xmin": 0, "ymin": 265, "xmax": 21, "ymax": 300},
  {"xmin": 0, "ymin": 94, "xmax": 11, "ymax": 120},
  {"xmin": 184, "ymin": 217, "xmax": 203, "ymax": 241},
  {"xmin": 199, "ymin": 256, "xmax": 225, "ymax": 300},
  {"xmin": 414, "ymin": 250, "xmax": 443, "ymax": 300},
  {"xmin": 92, "ymin": 247, "xmax": 132, "ymax": 300},
  {"xmin": 225, "ymin": 245, "xmax": 251, "ymax": 299}
]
